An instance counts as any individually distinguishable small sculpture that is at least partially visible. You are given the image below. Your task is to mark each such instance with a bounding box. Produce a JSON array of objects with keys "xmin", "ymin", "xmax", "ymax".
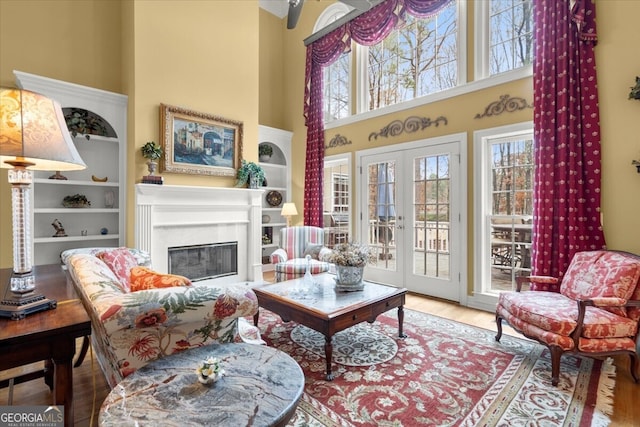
[{"xmin": 51, "ymin": 219, "xmax": 67, "ymax": 237}]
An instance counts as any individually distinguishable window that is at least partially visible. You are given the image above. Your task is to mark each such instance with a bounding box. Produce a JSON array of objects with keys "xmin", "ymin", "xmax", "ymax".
[
  {"xmin": 365, "ymin": 3, "xmax": 458, "ymax": 111},
  {"xmin": 323, "ymin": 154, "xmax": 351, "ymax": 248},
  {"xmin": 474, "ymin": 123, "xmax": 534, "ymax": 295},
  {"xmin": 476, "ymin": 0, "xmax": 533, "ymax": 79},
  {"xmin": 317, "ymin": 3, "xmax": 352, "ymax": 123},
  {"xmin": 324, "ymin": 53, "xmax": 351, "ymax": 122}
]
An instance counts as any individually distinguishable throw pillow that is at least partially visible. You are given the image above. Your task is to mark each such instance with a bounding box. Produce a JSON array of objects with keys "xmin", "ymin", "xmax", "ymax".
[
  {"xmin": 303, "ymin": 244, "xmax": 324, "ymax": 260},
  {"xmin": 96, "ymin": 247, "xmax": 139, "ymax": 292},
  {"xmin": 129, "ymin": 266, "xmax": 192, "ymax": 292}
]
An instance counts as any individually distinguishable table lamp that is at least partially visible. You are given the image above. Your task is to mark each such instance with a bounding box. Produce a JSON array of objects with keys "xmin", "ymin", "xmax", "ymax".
[
  {"xmin": 0, "ymin": 88, "xmax": 86, "ymax": 319},
  {"xmin": 281, "ymin": 202, "xmax": 298, "ymax": 227}
]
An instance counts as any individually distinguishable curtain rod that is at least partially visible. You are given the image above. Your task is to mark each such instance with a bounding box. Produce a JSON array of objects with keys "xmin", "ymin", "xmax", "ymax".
[{"xmin": 303, "ymin": 7, "xmax": 370, "ymax": 46}]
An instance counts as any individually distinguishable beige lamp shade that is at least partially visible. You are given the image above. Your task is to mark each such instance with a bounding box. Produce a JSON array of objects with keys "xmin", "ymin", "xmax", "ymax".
[
  {"xmin": 0, "ymin": 88, "xmax": 86, "ymax": 171},
  {"xmin": 281, "ymin": 202, "xmax": 298, "ymax": 217}
]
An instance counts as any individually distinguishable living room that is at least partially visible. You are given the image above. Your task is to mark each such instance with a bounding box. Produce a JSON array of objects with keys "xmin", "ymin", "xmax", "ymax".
[{"xmin": 1, "ymin": 0, "xmax": 639, "ymax": 425}]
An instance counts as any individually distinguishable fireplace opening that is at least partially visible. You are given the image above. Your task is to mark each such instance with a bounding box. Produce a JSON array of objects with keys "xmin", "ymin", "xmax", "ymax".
[{"xmin": 168, "ymin": 242, "xmax": 238, "ymax": 282}]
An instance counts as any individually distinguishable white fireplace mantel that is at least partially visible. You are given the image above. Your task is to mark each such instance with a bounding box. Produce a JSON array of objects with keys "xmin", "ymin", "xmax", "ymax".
[{"xmin": 135, "ymin": 184, "xmax": 264, "ymax": 283}]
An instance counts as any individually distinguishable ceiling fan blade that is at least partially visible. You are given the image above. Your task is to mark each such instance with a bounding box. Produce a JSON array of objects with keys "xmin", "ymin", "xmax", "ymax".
[{"xmin": 287, "ymin": 0, "xmax": 305, "ymax": 29}]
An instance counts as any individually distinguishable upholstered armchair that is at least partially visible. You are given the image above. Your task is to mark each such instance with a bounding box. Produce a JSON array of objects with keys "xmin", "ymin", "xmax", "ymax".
[
  {"xmin": 496, "ymin": 250, "xmax": 640, "ymax": 386},
  {"xmin": 270, "ymin": 226, "xmax": 332, "ymax": 282}
]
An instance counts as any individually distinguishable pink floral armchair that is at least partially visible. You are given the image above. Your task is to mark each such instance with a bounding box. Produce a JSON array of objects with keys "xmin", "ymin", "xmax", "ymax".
[{"xmin": 496, "ymin": 250, "xmax": 640, "ymax": 386}]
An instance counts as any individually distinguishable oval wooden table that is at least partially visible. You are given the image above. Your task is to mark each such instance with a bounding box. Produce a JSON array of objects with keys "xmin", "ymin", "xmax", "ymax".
[{"xmin": 99, "ymin": 343, "xmax": 304, "ymax": 427}]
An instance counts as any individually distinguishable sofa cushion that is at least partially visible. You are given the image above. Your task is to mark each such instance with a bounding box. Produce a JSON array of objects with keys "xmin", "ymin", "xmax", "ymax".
[
  {"xmin": 560, "ymin": 251, "xmax": 640, "ymax": 316},
  {"xmin": 303, "ymin": 244, "xmax": 324, "ymax": 260},
  {"xmin": 96, "ymin": 247, "xmax": 139, "ymax": 292},
  {"xmin": 498, "ymin": 291, "xmax": 638, "ymax": 339},
  {"xmin": 129, "ymin": 266, "xmax": 192, "ymax": 292},
  {"xmin": 274, "ymin": 258, "xmax": 330, "ymax": 275}
]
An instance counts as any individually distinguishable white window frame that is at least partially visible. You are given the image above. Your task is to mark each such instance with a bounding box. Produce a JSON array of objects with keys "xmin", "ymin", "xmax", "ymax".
[
  {"xmin": 355, "ymin": 0, "xmax": 467, "ymax": 116},
  {"xmin": 470, "ymin": 121, "xmax": 533, "ymax": 312},
  {"xmin": 474, "ymin": 0, "xmax": 533, "ymax": 81},
  {"xmin": 323, "ymin": 153, "xmax": 352, "ymax": 232}
]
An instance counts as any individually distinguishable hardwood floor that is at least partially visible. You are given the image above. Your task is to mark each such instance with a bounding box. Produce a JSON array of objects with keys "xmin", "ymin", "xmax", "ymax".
[{"xmin": 1, "ymin": 291, "xmax": 638, "ymax": 426}]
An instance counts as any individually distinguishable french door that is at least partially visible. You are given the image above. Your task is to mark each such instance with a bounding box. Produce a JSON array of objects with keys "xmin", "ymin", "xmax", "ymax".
[{"xmin": 358, "ymin": 136, "xmax": 465, "ymax": 302}]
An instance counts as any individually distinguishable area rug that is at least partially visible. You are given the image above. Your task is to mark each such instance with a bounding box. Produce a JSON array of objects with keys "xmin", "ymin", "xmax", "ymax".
[{"xmin": 256, "ymin": 308, "xmax": 615, "ymax": 427}]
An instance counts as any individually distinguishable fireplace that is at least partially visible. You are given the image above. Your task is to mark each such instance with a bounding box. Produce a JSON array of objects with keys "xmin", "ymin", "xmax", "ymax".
[
  {"xmin": 168, "ymin": 242, "xmax": 238, "ymax": 282},
  {"xmin": 134, "ymin": 184, "xmax": 263, "ymax": 284}
]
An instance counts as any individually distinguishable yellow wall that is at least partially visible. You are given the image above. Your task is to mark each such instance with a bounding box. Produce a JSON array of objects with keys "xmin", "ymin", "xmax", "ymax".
[
  {"xmin": 0, "ymin": 0, "xmax": 260, "ymax": 268},
  {"xmin": 1, "ymin": 0, "xmax": 639, "ymax": 272},
  {"xmin": 278, "ymin": 0, "xmax": 640, "ymax": 294}
]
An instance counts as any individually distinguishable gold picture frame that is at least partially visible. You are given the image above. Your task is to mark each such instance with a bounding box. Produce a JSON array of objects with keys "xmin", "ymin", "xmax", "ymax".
[{"xmin": 160, "ymin": 103, "xmax": 243, "ymax": 176}]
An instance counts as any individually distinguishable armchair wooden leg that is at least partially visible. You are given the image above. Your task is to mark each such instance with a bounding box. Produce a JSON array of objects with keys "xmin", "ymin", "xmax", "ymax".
[
  {"xmin": 74, "ymin": 336, "xmax": 90, "ymax": 368},
  {"xmin": 629, "ymin": 353, "xmax": 639, "ymax": 383},
  {"xmin": 549, "ymin": 346, "xmax": 563, "ymax": 386},
  {"xmin": 495, "ymin": 313, "xmax": 503, "ymax": 342}
]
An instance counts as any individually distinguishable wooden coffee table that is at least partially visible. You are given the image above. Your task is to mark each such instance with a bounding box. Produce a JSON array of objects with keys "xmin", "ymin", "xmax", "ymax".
[
  {"xmin": 99, "ymin": 343, "xmax": 304, "ymax": 427},
  {"xmin": 253, "ymin": 273, "xmax": 407, "ymax": 380}
]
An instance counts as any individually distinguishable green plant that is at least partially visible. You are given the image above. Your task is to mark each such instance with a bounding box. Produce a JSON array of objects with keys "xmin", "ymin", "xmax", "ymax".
[
  {"xmin": 62, "ymin": 194, "xmax": 90, "ymax": 207},
  {"xmin": 141, "ymin": 141, "xmax": 163, "ymax": 160},
  {"xmin": 259, "ymin": 143, "xmax": 273, "ymax": 157},
  {"xmin": 65, "ymin": 108, "xmax": 109, "ymax": 140},
  {"xmin": 235, "ymin": 160, "xmax": 265, "ymax": 187},
  {"xmin": 629, "ymin": 76, "xmax": 640, "ymax": 100}
]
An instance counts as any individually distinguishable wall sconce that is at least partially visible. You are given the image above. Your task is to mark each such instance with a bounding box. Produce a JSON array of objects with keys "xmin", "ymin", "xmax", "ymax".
[{"xmin": 633, "ymin": 160, "xmax": 640, "ymax": 173}]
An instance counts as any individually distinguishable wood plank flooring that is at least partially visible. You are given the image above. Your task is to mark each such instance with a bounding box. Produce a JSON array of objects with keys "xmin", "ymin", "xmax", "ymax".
[{"xmin": 1, "ymin": 291, "xmax": 638, "ymax": 426}]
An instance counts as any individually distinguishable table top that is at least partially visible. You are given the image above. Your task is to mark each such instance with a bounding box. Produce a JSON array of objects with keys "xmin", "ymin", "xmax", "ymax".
[
  {"xmin": 253, "ymin": 273, "xmax": 407, "ymax": 316},
  {"xmin": 0, "ymin": 264, "xmax": 90, "ymax": 347},
  {"xmin": 99, "ymin": 343, "xmax": 305, "ymax": 427}
]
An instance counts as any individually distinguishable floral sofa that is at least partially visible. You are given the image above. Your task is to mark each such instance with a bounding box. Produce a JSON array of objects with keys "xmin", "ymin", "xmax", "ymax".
[
  {"xmin": 496, "ymin": 250, "xmax": 640, "ymax": 386},
  {"xmin": 62, "ymin": 247, "xmax": 262, "ymax": 388}
]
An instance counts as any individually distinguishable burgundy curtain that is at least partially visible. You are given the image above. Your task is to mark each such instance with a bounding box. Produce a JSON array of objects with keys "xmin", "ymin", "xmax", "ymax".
[
  {"xmin": 303, "ymin": 0, "xmax": 453, "ymax": 226},
  {"xmin": 530, "ymin": 0, "xmax": 605, "ymax": 289}
]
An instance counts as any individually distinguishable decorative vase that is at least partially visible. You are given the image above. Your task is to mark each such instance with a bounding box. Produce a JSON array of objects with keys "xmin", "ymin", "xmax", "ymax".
[
  {"xmin": 197, "ymin": 372, "xmax": 218, "ymax": 385},
  {"xmin": 259, "ymin": 154, "xmax": 271, "ymax": 162},
  {"xmin": 147, "ymin": 160, "xmax": 158, "ymax": 176},
  {"xmin": 249, "ymin": 174, "xmax": 260, "ymax": 189},
  {"xmin": 335, "ymin": 265, "xmax": 365, "ymax": 291}
]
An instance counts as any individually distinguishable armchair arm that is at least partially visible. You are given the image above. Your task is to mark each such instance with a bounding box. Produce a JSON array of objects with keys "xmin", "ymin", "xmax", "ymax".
[
  {"xmin": 99, "ymin": 283, "xmax": 258, "ymax": 335},
  {"xmin": 270, "ymin": 248, "xmax": 288, "ymax": 264},
  {"xmin": 515, "ymin": 275, "xmax": 559, "ymax": 292},
  {"xmin": 571, "ymin": 298, "xmax": 640, "ymax": 345}
]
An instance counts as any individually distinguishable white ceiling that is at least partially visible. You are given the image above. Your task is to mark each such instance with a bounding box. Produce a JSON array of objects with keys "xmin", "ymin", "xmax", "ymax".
[{"xmin": 260, "ymin": 0, "xmax": 290, "ymax": 19}]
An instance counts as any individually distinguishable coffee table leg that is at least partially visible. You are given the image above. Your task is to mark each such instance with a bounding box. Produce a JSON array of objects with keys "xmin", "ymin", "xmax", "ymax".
[
  {"xmin": 398, "ymin": 306, "xmax": 407, "ymax": 338},
  {"xmin": 324, "ymin": 335, "xmax": 334, "ymax": 381}
]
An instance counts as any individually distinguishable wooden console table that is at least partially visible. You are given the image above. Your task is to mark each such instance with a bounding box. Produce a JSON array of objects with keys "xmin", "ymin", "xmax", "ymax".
[{"xmin": 0, "ymin": 264, "xmax": 91, "ymax": 426}]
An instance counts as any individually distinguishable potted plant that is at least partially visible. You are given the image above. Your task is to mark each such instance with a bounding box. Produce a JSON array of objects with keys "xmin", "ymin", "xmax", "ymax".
[
  {"xmin": 141, "ymin": 141, "xmax": 163, "ymax": 176},
  {"xmin": 65, "ymin": 108, "xmax": 109, "ymax": 140},
  {"xmin": 236, "ymin": 160, "xmax": 266, "ymax": 188},
  {"xmin": 629, "ymin": 76, "xmax": 640, "ymax": 100},
  {"xmin": 323, "ymin": 242, "xmax": 376, "ymax": 289},
  {"xmin": 259, "ymin": 143, "xmax": 273, "ymax": 162}
]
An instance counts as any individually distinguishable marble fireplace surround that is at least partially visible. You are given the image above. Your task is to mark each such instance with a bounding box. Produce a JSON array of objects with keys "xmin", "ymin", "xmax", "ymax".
[{"xmin": 134, "ymin": 184, "xmax": 263, "ymax": 284}]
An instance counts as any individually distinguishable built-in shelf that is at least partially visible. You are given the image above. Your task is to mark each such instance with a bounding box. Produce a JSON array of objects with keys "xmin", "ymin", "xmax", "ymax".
[
  {"xmin": 16, "ymin": 70, "xmax": 127, "ymax": 266},
  {"xmin": 259, "ymin": 126, "xmax": 292, "ymax": 270}
]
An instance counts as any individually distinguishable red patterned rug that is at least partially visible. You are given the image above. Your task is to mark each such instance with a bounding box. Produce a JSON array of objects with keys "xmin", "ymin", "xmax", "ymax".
[{"xmin": 256, "ymin": 308, "xmax": 615, "ymax": 427}]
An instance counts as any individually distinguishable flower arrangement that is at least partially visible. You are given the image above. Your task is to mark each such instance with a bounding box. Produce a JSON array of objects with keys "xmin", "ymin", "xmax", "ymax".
[
  {"xmin": 323, "ymin": 242, "xmax": 376, "ymax": 267},
  {"xmin": 62, "ymin": 194, "xmax": 91, "ymax": 208},
  {"xmin": 195, "ymin": 356, "xmax": 225, "ymax": 384}
]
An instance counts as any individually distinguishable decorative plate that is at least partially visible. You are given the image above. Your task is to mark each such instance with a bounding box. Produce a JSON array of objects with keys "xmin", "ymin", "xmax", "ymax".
[{"xmin": 266, "ymin": 190, "xmax": 282, "ymax": 207}]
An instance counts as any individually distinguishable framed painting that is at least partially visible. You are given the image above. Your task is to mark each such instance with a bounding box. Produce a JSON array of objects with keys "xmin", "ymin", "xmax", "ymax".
[{"xmin": 160, "ymin": 103, "xmax": 243, "ymax": 176}]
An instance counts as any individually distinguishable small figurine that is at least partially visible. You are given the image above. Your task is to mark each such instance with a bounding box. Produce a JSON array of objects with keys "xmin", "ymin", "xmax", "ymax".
[{"xmin": 51, "ymin": 219, "xmax": 67, "ymax": 237}]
